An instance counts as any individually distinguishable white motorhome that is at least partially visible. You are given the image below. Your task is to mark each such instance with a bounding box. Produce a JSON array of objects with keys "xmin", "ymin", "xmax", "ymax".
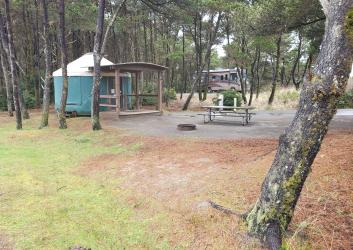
[{"xmin": 201, "ymin": 68, "xmax": 246, "ymax": 92}]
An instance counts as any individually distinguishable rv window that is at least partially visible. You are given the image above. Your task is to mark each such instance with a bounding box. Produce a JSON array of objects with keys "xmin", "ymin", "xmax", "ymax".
[
  {"xmin": 230, "ymin": 73, "xmax": 237, "ymax": 80},
  {"xmin": 221, "ymin": 75, "xmax": 224, "ymax": 80},
  {"xmin": 225, "ymin": 74, "xmax": 228, "ymax": 80},
  {"xmin": 212, "ymin": 76, "xmax": 216, "ymax": 80}
]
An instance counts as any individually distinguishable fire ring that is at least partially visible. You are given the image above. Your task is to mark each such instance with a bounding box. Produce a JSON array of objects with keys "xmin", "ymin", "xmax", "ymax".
[{"xmin": 177, "ymin": 124, "xmax": 196, "ymax": 131}]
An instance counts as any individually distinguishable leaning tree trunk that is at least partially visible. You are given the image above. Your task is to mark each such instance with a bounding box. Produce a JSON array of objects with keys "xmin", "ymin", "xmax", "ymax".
[
  {"xmin": 246, "ymin": 1, "xmax": 353, "ymax": 249},
  {"xmin": 39, "ymin": 0, "xmax": 51, "ymax": 128},
  {"xmin": 57, "ymin": 0, "xmax": 68, "ymax": 129}
]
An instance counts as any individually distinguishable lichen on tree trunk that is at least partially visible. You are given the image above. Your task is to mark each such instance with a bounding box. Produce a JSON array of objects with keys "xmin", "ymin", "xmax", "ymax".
[{"xmin": 246, "ymin": 1, "xmax": 353, "ymax": 249}]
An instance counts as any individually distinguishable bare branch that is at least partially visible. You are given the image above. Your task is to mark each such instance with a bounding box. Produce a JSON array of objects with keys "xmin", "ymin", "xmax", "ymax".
[{"xmin": 101, "ymin": 0, "xmax": 127, "ymax": 55}]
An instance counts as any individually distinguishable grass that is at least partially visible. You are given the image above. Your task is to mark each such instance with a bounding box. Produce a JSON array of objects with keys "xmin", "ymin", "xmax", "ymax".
[
  {"xmin": 1, "ymin": 113, "xmax": 352, "ymax": 249},
  {"xmin": 171, "ymin": 87, "xmax": 301, "ymax": 111},
  {"xmin": 0, "ymin": 119, "xmax": 168, "ymax": 250}
]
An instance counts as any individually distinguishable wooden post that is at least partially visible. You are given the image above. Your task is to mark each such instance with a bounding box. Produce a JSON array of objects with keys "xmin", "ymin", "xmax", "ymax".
[
  {"xmin": 136, "ymin": 72, "xmax": 140, "ymax": 110},
  {"xmin": 115, "ymin": 69, "xmax": 120, "ymax": 114},
  {"xmin": 141, "ymin": 71, "xmax": 144, "ymax": 109},
  {"xmin": 158, "ymin": 71, "xmax": 163, "ymax": 112}
]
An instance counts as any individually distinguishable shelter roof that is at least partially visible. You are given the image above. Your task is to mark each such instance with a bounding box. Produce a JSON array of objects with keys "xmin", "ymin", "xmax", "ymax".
[
  {"xmin": 53, "ymin": 53, "xmax": 114, "ymax": 76},
  {"xmin": 96, "ymin": 62, "xmax": 168, "ymax": 73}
]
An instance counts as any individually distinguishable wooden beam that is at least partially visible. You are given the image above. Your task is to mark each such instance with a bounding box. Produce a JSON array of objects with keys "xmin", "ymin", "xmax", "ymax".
[
  {"xmin": 158, "ymin": 72, "xmax": 163, "ymax": 112},
  {"xmin": 136, "ymin": 72, "xmax": 140, "ymax": 110},
  {"xmin": 99, "ymin": 103, "xmax": 117, "ymax": 107},
  {"xmin": 115, "ymin": 69, "xmax": 120, "ymax": 114}
]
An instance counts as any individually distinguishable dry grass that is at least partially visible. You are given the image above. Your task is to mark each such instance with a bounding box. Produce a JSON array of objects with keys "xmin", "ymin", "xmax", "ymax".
[
  {"xmin": 168, "ymin": 87, "xmax": 300, "ymax": 111},
  {"xmin": 1, "ymin": 112, "xmax": 352, "ymax": 249},
  {"xmin": 79, "ymin": 127, "xmax": 353, "ymax": 249}
]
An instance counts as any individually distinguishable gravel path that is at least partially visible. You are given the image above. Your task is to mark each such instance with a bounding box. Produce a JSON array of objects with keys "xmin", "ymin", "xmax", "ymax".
[{"xmin": 102, "ymin": 109, "xmax": 353, "ymax": 139}]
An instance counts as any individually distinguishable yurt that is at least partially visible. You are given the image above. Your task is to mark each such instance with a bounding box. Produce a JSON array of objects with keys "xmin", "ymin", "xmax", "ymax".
[{"xmin": 53, "ymin": 53, "xmax": 132, "ymax": 115}]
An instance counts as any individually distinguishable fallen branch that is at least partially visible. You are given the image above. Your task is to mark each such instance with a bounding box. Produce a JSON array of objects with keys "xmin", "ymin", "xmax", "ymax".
[{"xmin": 207, "ymin": 200, "xmax": 243, "ymax": 217}]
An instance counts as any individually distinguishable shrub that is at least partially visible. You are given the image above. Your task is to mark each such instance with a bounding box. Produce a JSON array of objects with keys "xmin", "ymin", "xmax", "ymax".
[
  {"xmin": 0, "ymin": 95, "xmax": 7, "ymax": 111},
  {"xmin": 212, "ymin": 90, "xmax": 242, "ymax": 107},
  {"xmin": 142, "ymin": 82, "xmax": 157, "ymax": 106},
  {"xmin": 337, "ymin": 90, "xmax": 353, "ymax": 108},
  {"xmin": 163, "ymin": 87, "xmax": 176, "ymax": 101},
  {"xmin": 23, "ymin": 91, "xmax": 37, "ymax": 109}
]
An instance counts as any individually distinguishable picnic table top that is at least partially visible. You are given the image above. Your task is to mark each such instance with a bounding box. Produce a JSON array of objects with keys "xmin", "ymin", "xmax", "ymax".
[{"xmin": 202, "ymin": 105, "xmax": 256, "ymax": 110}]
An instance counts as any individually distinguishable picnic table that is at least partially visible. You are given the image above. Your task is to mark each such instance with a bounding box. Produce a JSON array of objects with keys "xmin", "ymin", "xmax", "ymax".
[{"xmin": 201, "ymin": 105, "xmax": 256, "ymax": 126}]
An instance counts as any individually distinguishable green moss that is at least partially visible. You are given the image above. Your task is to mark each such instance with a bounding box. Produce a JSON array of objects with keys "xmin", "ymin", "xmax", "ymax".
[
  {"xmin": 345, "ymin": 6, "xmax": 353, "ymax": 43},
  {"xmin": 278, "ymin": 162, "xmax": 304, "ymax": 230}
]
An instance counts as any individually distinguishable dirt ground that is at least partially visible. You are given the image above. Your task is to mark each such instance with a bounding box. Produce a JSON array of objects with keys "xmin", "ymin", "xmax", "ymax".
[
  {"xmin": 1, "ymin": 110, "xmax": 352, "ymax": 249},
  {"xmin": 80, "ymin": 129, "xmax": 353, "ymax": 249}
]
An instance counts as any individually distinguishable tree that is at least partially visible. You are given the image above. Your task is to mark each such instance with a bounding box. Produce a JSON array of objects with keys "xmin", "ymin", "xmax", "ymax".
[
  {"xmin": 39, "ymin": 0, "xmax": 52, "ymax": 128},
  {"xmin": 0, "ymin": 42, "xmax": 13, "ymax": 117},
  {"xmin": 268, "ymin": 34, "xmax": 282, "ymax": 105},
  {"xmin": 91, "ymin": 0, "xmax": 126, "ymax": 130},
  {"xmin": 57, "ymin": 0, "xmax": 69, "ymax": 129},
  {"xmin": 91, "ymin": 0, "xmax": 106, "ymax": 131},
  {"xmin": 245, "ymin": 1, "xmax": 353, "ymax": 249},
  {"xmin": 1, "ymin": 0, "xmax": 22, "ymax": 129},
  {"xmin": 182, "ymin": 11, "xmax": 223, "ymax": 110}
]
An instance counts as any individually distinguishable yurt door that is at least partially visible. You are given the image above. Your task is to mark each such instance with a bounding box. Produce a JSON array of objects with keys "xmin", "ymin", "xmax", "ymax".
[{"xmin": 120, "ymin": 77, "xmax": 132, "ymax": 110}]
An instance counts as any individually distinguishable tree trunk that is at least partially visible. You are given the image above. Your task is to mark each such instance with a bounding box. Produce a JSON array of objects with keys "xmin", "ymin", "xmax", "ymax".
[
  {"xmin": 246, "ymin": 2, "xmax": 353, "ymax": 249},
  {"xmin": 249, "ymin": 47, "xmax": 260, "ymax": 106},
  {"xmin": 0, "ymin": 44, "xmax": 13, "ymax": 116},
  {"xmin": 237, "ymin": 66, "xmax": 247, "ymax": 103},
  {"xmin": 197, "ymin": 14, "xmax": 203, "ymax": 102},
  {"xmin": 255, "ymin": 49, "xmax": 263, "ymax": 99},
  {"xmin": 268, "ymin": 35, "xmax": 282, "ymax": 105},
  {"xmin": 39, "ymin": 0, "xmax": 52, "ymax": 128},
  {"xmin": 91, "ymin": 0, "xmax": 125, "ymax": 130},
  {"xmin": 91, "ymin": 0, "xmax": 105, "ymax": 131},
  {"xmin": 32, "ymin": 0, "xmax": 41, "ymax": 108},
  {"xmin": 291, "ymin": 32, "xmax": 303, "ymax": 90},
  {"xmin": 57, "ymin": 0, "xmax": 68, "ymax": 129},
  {"xmin": 180, "ymin": 26, "xmax": 186, "ymax": 99},
  {"xmin": 183, "ymin": 12, "xmax": 223, "ymax": 110},
  {"xmin": 19, "ymin": 90, "xmax": 29, "ymax": 120},
  {"xmin": 202, "ymin": 55, "xmax": 211, "ymax": 101},
  {"xmin": 2, "ymin": 0, "xmax": 22, "ymax": 129}
]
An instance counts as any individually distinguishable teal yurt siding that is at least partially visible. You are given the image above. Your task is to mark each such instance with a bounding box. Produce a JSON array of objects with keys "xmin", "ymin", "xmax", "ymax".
[
  {"xmin": 54, "ymin": 75, "xmax": 132, "ymax": 115},
  {"xmin": 121, "ymin": 77, "xmax": 132, "ymax": 110}
]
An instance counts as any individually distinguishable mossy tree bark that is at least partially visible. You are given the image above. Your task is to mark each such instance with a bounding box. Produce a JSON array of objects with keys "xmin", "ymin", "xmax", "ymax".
[
  {"xmin": 57, "ymin": 0, "xmax": 68, "ymax": 129},
  {"xmin": 246, "ymin": 1, "xmax": 353, "ymax": 249},
  {"xmin": 39, "ymin": 0, "xmax": 51, "ymax": 128}
]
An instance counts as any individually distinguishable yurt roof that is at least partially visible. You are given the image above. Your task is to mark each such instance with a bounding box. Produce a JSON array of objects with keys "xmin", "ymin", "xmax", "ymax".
[{"xmin": 53, "ymin": 53, "xmax": 114, "ymax": 77}]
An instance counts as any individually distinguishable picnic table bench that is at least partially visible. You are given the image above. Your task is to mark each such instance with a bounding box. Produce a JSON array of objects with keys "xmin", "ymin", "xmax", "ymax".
[{"xmin": 200, "ymin": 105, "xmax": 256, "ymax": 126}]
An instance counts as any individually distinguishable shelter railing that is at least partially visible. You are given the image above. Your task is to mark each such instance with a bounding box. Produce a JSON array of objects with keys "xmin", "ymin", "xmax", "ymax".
[{"xmin": 99, "ymin": 94, "xmax": 159, "ymax": 111}]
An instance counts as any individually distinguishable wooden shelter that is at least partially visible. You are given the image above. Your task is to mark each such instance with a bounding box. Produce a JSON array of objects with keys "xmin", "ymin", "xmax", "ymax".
[{"xmin": 92, "ymin": 62, "xmax": 167, "ymax": 116}]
